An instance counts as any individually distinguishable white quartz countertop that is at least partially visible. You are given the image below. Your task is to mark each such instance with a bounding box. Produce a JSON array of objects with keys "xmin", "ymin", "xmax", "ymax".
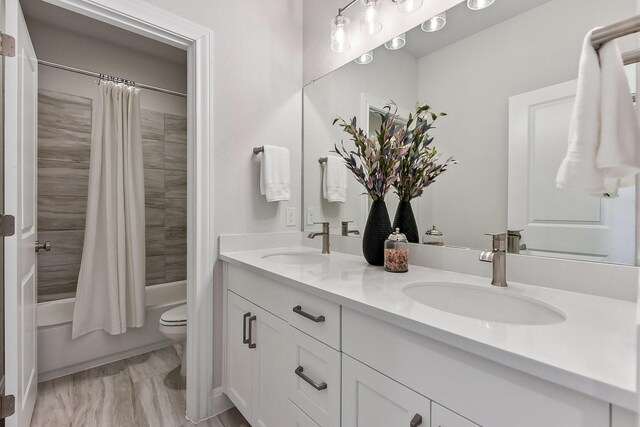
[{"xmin": 220, "ymin": 246, "xmax": 637, "ymax": 410}]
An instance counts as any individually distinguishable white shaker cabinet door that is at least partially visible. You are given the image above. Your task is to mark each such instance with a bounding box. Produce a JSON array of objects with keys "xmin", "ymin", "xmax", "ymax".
[
  {"xmin": 342, "ymin": 354, "xmax": 431, "ymax": 427},
  {"xmin": 251, "ymin": 303, "xmax": 288, "ymax": 427},
  {"xmin": 288, "ymin": 401, "xmax": 320, "ymax": 427},
  {"xmin": 431, "ymin": 402, "xmax": 481, "ymax": 427},
  {"xmin": 226, "ymin": 292, "xmax": 256, "ymax": 422}
]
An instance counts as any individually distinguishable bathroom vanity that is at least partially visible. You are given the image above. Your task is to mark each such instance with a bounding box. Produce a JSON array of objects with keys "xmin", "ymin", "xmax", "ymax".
[{"xmin": 221, "ymin": 238, "xmax": 637, "ymax": 427}]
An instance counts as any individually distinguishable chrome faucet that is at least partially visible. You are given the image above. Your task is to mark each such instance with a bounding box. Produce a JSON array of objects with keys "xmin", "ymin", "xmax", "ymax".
[
  {"xmin": 341, "ymin": 221, "xmax": 360, "ymax": 236},
  {"xmin": 479, "ymin": 233, "xmax": 507, "ymax": 287},
  {"xmin": 308, "ymin": 222, "xmax": 330, "ymax": 254}
]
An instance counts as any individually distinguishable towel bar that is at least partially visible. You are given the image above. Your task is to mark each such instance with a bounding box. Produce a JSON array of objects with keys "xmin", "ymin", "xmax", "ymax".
[
  {"xmin": 318, "ymin": 157, "xmax": 328, "ymax": 164},
  {"xmin": 253, "ymin": 146, "xmax": 264, "ymax": 154}
]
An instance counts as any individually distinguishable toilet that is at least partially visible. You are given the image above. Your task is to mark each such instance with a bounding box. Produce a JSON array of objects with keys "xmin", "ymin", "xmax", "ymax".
[{"xmin": 159, "ymin": 304, "xmax": 188, "ymax": 376}]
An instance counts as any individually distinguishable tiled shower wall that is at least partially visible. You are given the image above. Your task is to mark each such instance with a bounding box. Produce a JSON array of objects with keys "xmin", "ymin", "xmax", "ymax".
[{"xmin": 37, "ymin": 89, "xmax": 187, "ymax": 302}]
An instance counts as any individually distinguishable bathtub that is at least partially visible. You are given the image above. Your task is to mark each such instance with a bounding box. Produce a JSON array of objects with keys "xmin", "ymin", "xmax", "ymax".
[{"xmin": 37, "ymin": 280, "xmax": 186, "ymax": 382}]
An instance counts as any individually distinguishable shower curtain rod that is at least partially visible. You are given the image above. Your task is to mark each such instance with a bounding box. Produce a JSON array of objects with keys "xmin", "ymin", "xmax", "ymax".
[{"xmin": 38, "ymin": 60, "xmax": 187, "ymax": 98}]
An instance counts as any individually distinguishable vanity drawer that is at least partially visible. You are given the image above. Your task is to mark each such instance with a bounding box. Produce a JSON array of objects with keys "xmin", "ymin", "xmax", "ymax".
[
  {"xmin": 287, "ymin": 287, "xmax": 341, "ymax": 350},
  {"xmin": 288, "ymin": 326, "xmax": 341, "ymax": 427},
  {"xmin": 288, "ymin": 400, "xmax": 320, "ymax": 427},
  {"xmin": 227, "ymin": 264, "xmax": 288, "ymax": 320}
]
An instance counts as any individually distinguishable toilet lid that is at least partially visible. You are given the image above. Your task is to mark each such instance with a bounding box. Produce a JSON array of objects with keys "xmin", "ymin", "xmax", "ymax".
[{"xmin": 160, "ymin": 304, "xmax": 187, "ymax": 326}]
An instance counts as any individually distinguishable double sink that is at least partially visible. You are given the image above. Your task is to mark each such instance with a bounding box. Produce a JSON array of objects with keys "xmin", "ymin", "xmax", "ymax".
[{"xmin": 262, "ymin": 252, "xmax": 566, "ymax": 326}]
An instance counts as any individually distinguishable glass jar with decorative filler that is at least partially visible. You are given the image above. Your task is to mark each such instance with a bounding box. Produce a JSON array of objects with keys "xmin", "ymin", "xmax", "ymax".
[
  {"xmin": 423, "ymin": 225, "xmax": 444, "ymax": 246},
  {"xmin": 384, "ymin": 228, "xmax": 409, "ymax": 273}
]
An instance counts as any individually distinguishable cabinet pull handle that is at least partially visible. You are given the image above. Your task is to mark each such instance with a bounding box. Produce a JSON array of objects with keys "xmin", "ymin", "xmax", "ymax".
[
  {"xmin": 410, "ymin": 414, "xmax": 422, "ymax": 427},
  {"xmin": 248, "ymin": 315, "xmax": 257, "ymax": 349},
  {"xmin": 293, "ymin": 305, "xmax": 325, "ymax": 323},
  {"xmin": 242, "ymin": 312, "xmax": 251, "ymax": 344},
  {"xmin": 294, "ymin": 366, "xmax": 327, "ymax": 391}
]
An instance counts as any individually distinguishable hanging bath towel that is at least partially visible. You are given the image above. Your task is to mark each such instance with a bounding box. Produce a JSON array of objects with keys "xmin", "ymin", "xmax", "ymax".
[{"xmin": 72, "ymin": 81, "xmax": 146, "ymax": 339}]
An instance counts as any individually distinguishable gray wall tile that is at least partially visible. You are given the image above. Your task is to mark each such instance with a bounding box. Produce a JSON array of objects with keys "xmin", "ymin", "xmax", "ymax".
[
  {"xmin": 38, "ymin": 160, "xmax": 89, "ymax": 197},
  {"xmin": 145, "ymin": 226, "xmax": 165, "ymax": 257},
  {"xmin": 164, "ymin": 199, "xmax": 186, "ymax": 229},
  {"xmin": 145, "ymin": 256, "xmax": 165, "ymax": 286},
  {"xmin": 164, "ymin": 142, "xmax": 186, "ymax": 171},
  {"xmin": 165, "ymin": 171, "xmax": 187, "ymax": 199},
  {"xmin": 141, "ymin": 110, "xmax": 164, "ymax": 141},
  {"xmin": 38, "ymin": 127, "xmax": 92, "ymax": 164},
  {"xmin": 165, "ymin": 228, "xmax": 186, "ymax": 254},
  {"xmin": 37, "ymin": 230, "xmax": 85, "ymax": 268},
  {"xmin": 38, "ymin": 196, "xmax": 87, "ymax": 231},
  {"xmin": 165, "ymin": 253, "xmax": 186, "ymax": 270},
  {"xmin": 142, "ymin": 138, "xmax": 164, "ymax": 170},
  {"xmin": 164, "ymin": 114, "xmax": 186, "ymax": 144},
  {"xmin": 38, "ymin": 264, "xmax": 80, "ymax": 298},
  {"xmin": 145, "ymin": 198, "xmax": 165, "ymax": 228},
  {"xmin": 165, "ymin": 268, "xmax": 186, "ymax": 283},
  {"xmin": 39, "ymin": 90, "xmax": 92, "ymax": 132},
  {"xmin": 144, "ymin": 169, "xmax": 165, "ymax": 199}
]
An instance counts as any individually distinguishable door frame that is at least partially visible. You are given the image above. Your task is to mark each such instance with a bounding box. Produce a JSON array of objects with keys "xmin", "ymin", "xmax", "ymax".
[{"xmin": 40, "ymin": 0, "xmax": 216, "ymax": 422}]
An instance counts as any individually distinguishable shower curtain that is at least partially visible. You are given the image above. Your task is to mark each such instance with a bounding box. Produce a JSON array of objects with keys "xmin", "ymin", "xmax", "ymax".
[{"xmin": 72, "ymin": 81, "xmax": 146, "ymax": 339}]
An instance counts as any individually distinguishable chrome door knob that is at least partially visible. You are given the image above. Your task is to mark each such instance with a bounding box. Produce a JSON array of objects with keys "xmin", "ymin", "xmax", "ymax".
[{"xmin": 35, "ymin": 241, "xmax": 51, "ymax": 253}]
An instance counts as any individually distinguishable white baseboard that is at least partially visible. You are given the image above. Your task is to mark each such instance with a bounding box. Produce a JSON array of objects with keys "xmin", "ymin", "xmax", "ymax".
[{"xmin": 38, "ymin": 340, "xmax": 174, "ymax": 382}]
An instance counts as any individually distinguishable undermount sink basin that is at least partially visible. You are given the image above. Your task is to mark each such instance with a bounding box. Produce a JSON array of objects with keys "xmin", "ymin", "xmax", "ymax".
[
  {"xmin": 262, "ymin": 252, "xmax": 330, "ymax": 265},
  {"xmin": 403, "ymin": 282, "xmax": 565, "ymax": 325}
]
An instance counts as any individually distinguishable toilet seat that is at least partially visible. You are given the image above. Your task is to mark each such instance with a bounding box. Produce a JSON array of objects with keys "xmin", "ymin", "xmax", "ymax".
[{"xmin": 160, "ymin": 304, "xmax": 187, "ymax": 327}]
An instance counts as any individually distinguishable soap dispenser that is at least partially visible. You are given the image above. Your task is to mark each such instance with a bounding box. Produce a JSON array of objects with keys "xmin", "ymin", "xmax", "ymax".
[
  {"xmin": 423, "ymin": 225, "xmax": 444, "ymax": 246},
  {"xmin": 384, "ymin": 228, "xmax": 409, "ymax": 273}
]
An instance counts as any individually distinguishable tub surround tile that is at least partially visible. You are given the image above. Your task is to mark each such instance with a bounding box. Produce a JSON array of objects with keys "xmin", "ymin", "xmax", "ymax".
[
  {"xmin": 165, "ymin": 227, "xmax": 187, "ymax": 254},
  {"xmin": 142, "ymin": 138, "xmax": 165, "ymax": 169},
  {"xmin": 165, "ymin": 198, "xmax": 187, "ymax": 229},
  {"xmin": 145, "ymin": 198, "xmax": 166, "ymax": 228},
  {"xmin": 145, "ymin": 256, "xmax": 166, "ymax": 286},
  {"xmin": 164, "ymin": 114, "xmax": 187, "ymax": 144},
  {"xmin": 38, "ymin": 196, "xmax": 88, "ymax": 231},
  {"xmin": 37, "ymin": 252, "xmax": 83, "ymax": 269},
  {"xmin": 144, "ymin": 168, "xmax": 165, "ymax": 199},
  {"xmin": 166, "ymin": 253, "xmax": 187, "ymax": 271},
  {"xmin": 164, "ymin": 141, "xmax": 187, "ymax": 171},
  {"xmin": 38, "ymin": 164, "xmax": 89, "ymax": 197},
  {"xmin": 165, "ymin": 267, "xmax": 187, "ymax": 283},
  {"xmin": 37, "ymin": 230, "xmax": 84, "ymax": 268},
  {"xmin": 145, "ymin": 226, "xmax": 165, "ymax": 257},
  {"xmin": 39, "ymin": 90, "xmax": 92, "ymax": 132},
  {"xmin": 38, "ymin": 264, "xmax": 80, "ymax": 301},
  {"xmin": 141, "ymin": 109, "xmax": 165, "ymax": 141},
  {"xmin": 38, "ymin": 128, "xmax": 92, "ymax": 164},
  {"xmin": 165, "ymin": 170, "xmax": 187, "ymax": 199}
]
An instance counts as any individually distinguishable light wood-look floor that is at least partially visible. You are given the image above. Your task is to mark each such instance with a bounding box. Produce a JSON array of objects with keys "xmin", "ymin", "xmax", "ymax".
[{"xmin": 31, "ymin": 346, "xmax": 250, "ymax": 427}]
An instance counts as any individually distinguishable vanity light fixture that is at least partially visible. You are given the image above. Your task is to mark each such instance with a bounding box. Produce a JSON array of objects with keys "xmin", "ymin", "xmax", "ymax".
[
  {"xmin": 354, "ymin": 50, "xmax": 374, "ymax": 64},
  {"xmin": 331, "ymin": 14, "xmax": 352, "ymax": 52},
  {"xmin": 384, "ymin": 33, "xmax": 406, "ymax": 50},
  {"xmin": 393, "ymin": 0, "xmax": 423, "ymax": 13},
  {"xmin": 467, "ymin": 0, "xmax": 495, "ymax": 10},
  {"xmin": 421, "ymin": 12, "xmax": 446, "ymax": 32},
  {"xmin": 361, "ymin": 0, "xmax": 383, "ymax": 34}
]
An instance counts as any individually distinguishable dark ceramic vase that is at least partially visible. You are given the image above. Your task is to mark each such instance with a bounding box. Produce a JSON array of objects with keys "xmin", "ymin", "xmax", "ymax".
[
  {"xmin": 393, "ymin": 201, "xmax": 419, "ymax": 244},
  {"xmin": 362, "ymin": 200, "xmax": 392, "ymax": 266}
]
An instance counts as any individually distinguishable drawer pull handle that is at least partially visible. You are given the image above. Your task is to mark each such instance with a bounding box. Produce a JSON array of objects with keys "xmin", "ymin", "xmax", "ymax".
[
  {"xmin": 242, "ymin": 312, "xmax": 251, "ymax": 344},
  {"xmin": 248, "ymin": 315, "xmax": 257, "ymax": 349},
  {"xmin": 293, "ymin": 305, "xmax": 325, "ymax": 323},
  {"xmin": 295, "ymin": 366, "xmax": 327, "ymax": 391},
  {"xmin": 410, "ymin": 413, "xmax": 422, "ymax": 427}
]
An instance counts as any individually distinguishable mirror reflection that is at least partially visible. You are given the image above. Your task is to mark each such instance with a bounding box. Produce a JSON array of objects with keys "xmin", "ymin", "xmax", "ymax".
[{"xmin": 303, "ymin": 0, "xmax": 638, "ymax": 265}]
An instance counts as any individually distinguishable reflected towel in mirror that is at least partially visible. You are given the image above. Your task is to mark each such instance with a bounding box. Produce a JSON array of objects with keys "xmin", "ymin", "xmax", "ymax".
[{"xmin": 323, "ymin": 155, "xmax": 347, "ymax": 203}]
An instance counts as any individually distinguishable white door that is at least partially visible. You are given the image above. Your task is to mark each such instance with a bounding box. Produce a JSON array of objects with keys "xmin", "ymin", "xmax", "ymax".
[
  {"xmin": 4, "ymin": 0, "xmax": 38, "ymax": 425},
  {"xmin": 342, "ymin": 354, "xmax": 431, "ymax": 427},
  {"xmin": 226, "ymin": 291, "xmax": 255, "ymax": 422},
  {"xmin": 508, "ymin": 78, "xmax": 636, "ymax": 264},
  {"xmin": 251, "ymin": 304, "xmax": 287, "ymax": 427}
]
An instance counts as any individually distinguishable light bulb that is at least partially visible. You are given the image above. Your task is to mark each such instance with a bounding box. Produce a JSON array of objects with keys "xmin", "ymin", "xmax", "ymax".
[
  {"xmin": 361, "ymin": 0, "xmax": 382, "ymax": 35},
  {"xmin": 354, "ymin": 51, "xmax": 374, "ymax": 65},
  {"xmin": 467, "ymin": 0, "xmax": 495, "ymax": 10},
  {"xmin": 384, "ymin": 33, "xmax": 406, "ymax": 50},
  {"xmin": 331, "ymin": 15, "xmax": 351, "ymax": 53},
  {"xmin": 395, "ymin": 0, "xmax": 423, "ymax": 13},
  {"xmin": 421, "ymin": 12, "xmax": 446, "ymax": 32}
]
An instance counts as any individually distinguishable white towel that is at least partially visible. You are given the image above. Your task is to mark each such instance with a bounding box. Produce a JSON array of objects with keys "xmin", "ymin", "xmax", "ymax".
[
  {"xmin": 556, "ymin": 29, "xmax": 640, "ymax": 197},
  {"xmin": 322, "ymin": 156, "xmax": 347, "ymax": 203},
  {"xmin": 259, "ymin": 145, "xmax": 290, "ymax": 202}
]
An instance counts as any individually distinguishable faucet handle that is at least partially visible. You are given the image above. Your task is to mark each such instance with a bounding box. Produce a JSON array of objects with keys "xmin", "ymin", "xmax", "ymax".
[
  {"xmin": 484, "ymin": 232, "xmax": 507, "ymax": 250},
  {"xmin": 313, "ymin": 221, "xmax": 330, "ymax": 231}
]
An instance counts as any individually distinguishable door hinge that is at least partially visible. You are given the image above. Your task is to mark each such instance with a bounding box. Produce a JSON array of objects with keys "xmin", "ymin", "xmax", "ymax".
[
  {"xmin": 0, "ymin": 32, "xmax": 15, "ymax": 57},
  {"xmin": 0, "ymin": 395, "xmax": 15, "ymax": 419},
  {"xmin": 0, "ymin": 215, "xmax": 15, "ymax": 237}
]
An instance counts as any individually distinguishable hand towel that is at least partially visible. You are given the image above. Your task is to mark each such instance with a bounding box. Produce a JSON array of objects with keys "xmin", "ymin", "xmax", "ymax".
[
  {"xmin": 556, "ymin": 29, "xmax": 606, "ymax": 194},
  {"xmin": 323, "ymin": 155, "xmax": 347, "ymax": 203},
  {"xmin": 596, "ymin": 40, "xmax": 640, "ymax": 180},
  {"xmin": 259, "ymin": 145, "xmax": 290, "ymax": 202},
  {"xmin": 557, "ymin": 29, "xmax": 640, "ymax": 196}
]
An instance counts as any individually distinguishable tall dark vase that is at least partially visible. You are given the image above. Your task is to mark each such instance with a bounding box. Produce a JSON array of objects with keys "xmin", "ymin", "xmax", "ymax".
[
  {"xmin": 362, "ymin": 200, "xmax": 392, "ymax": 266},
  {"xmin": 393, "ymin": 201, "xmax": 419, "ymax": 244}
]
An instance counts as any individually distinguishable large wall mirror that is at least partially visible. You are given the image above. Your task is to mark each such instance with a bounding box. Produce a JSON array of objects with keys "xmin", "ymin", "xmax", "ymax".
[{"xmin": 303, "ymin": 0, "xmax": 638, "ymax": 265}]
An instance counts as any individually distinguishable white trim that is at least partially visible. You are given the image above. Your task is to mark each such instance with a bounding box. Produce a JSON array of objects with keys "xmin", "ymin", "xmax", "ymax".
[{"xmin": 41, "ymin": 0, "xmax": 216, "ymax": 422}]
